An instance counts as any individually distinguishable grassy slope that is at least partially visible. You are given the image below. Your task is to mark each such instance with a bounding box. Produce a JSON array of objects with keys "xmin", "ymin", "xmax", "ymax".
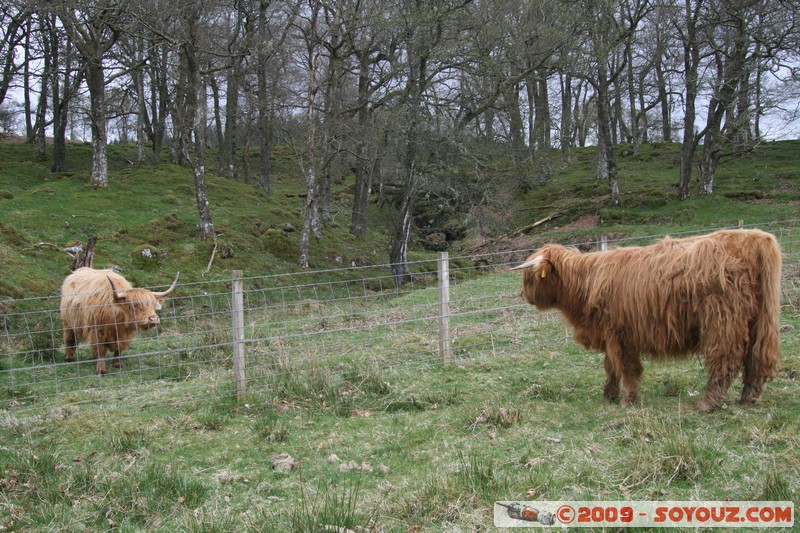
[
  {"xmin": 2, "ymin": 139, "xmax": 800, "ymax": 299},
  {"xmin": 505, "ymin": 140, "xmax": 800, "ymax": 244},
  {"xmin": 0, "ymin": 139, "xmax": 799, "ymax": 531},
  {"xmin": 0, "ymin": 141, "xmax": 398, "ymax": 300}
]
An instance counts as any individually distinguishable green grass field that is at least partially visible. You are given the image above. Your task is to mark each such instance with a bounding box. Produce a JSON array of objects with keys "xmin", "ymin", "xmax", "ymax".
[{"xmin": 1, "ymin": 254, "xmax": 798, "ymax": 531}]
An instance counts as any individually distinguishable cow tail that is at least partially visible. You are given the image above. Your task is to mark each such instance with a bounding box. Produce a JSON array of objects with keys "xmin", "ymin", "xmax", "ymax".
[{"xmin": 751, "ymin": 233, "xmax": 782, "ymax": 381}]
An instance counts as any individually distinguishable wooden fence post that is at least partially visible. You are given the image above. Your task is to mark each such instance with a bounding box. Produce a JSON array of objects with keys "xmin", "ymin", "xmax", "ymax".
[
  {"xmin": 438, "ymin": 252, "xmax": 453, "ymax": 366},
  {"xmin": 598, "ymin": 235, "xmax": 608, "ymax": 251},
  {"xmin": 232, "ymin": 270, "xmax": 246, "ymax": 401}
]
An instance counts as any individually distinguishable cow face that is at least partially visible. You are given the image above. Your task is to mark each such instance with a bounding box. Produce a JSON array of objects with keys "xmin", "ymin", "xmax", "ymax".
[
  {"xmin": 107, "ymin": 273, "xmax": 178, "ymax": 331},
  {"xmin": 110, "ymin": 288, "xmax": 163, "ymax": 330},
  {"xmin": 512, "ymin": 247, "xmax": 560, "ymax": 310}
]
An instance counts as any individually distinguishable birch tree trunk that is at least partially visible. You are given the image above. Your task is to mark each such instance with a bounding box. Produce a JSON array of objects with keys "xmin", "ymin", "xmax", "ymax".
[
  {"xmin": 180, "ymin": 5, "xmax": 216, "ymax": 241},
  {"xmin": 299, "ymin": 2, "xmax": 320, "ymax": 269}
]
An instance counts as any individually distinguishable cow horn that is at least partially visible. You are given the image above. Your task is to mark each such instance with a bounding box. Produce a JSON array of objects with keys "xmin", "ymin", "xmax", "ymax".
[
  {"xmin": 152, "ymin": 272, "xmax": 180, "ymax": 298},
  {"xmin": 107, "ymin": 276, "xmax": 126, "ymax": 300},
  {"xmin": 509, "ymin": 255, "xmax": 542, "ymax": 272}
]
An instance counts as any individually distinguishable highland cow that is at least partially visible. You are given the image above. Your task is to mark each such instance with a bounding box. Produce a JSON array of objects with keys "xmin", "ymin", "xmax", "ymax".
[
  {"xmin": 511, "ymin": 229, "xmax": 781, "ymax": 411},
  {"xmin": 60, "ymin": 268, "xmax": 179, "ymax": 374}
]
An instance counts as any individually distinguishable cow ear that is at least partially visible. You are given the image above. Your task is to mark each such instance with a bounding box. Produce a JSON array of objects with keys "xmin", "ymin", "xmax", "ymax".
[{"xmin": 537, "ymin": 259, "xmax": 553, "ymax": 279}]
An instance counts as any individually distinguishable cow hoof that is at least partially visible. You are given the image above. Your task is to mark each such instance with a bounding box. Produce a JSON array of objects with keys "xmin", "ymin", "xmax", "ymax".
[
  {"xmin": 740, "ymin": 386, "xmax": 761, "ymax": 405},
  {"xmin": 112, "ymin": 362, "xmax": 122, "ymax": 368},
  {"xmin": 695, "ymin": 399, "xmax": 719, "ymax": 412},
  {"xmin": 620, "ymin": 396, "xmax": 639, "ymax": 407},
  {"xmin": 603, "ymin": 386, "xmax": 620, "ymax": 402},
  {"xmin": 65, "ymin": 357, "xmax": 75, "ymax": 363},
  {"xmin": 96, "ymin": 370, "xmax": 107, "ymax": 376}
]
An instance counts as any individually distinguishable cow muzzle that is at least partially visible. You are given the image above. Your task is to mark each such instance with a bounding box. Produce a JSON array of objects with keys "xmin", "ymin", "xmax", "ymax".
[{"xmin": 143, "ymin": 315, "xmax": 160, "ymax": 329}]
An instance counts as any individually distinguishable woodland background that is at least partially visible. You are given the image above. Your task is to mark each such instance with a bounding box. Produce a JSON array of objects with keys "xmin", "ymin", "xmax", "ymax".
[{"xmin": 1, "ymin": 0, "xmax": 799, "ymax": 285}]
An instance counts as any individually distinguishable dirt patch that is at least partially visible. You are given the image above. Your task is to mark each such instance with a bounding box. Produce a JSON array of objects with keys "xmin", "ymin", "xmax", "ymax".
[
  {"xmin": 465, "ymin": 213, "xmax": 602, "ymax": 263},
  {"xmin": 552, "ymin": 214, "xmax": 599, "ymax": 232}
]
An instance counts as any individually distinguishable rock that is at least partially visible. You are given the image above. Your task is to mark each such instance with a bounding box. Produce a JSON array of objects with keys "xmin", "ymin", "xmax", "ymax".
[{"xmin": 271, "ymin": 453, "xmax": 295, "ymax": 472}]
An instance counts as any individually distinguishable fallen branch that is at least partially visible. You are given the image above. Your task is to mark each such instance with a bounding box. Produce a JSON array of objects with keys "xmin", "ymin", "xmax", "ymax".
[
  {"xmin": 466, "ymin": 213, "xmax": 560, "ymax": 255},
  {"xmin": 496, "ymin": 212, "xmax": 561, "ymax": 241},
  {"xmin": 203, "ymin": 239, "xmax": 218, "ymax": 275},
  {"xmin": 32, "ymin": 242, "xmax": 62, "ymax": 251}
]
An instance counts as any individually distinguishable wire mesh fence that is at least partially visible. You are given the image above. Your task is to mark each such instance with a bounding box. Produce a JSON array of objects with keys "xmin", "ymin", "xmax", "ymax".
[{"xmin": 2, "ymin": 221, "xmax": 799, "ymax": 417}]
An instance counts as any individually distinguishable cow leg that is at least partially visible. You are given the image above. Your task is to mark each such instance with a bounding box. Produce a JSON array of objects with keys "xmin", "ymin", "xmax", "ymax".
[
  {"xmin": 740, "ymin": 347, "xmax": 762, "ymax": 405},
  {"xmin": 92, "ymin": 344, "xmax": 108, "ymax": 375},
  {"xmin": 64, "ymin": 328, "xmax": 77, "ymax": 363},
  {"xmin": 619, "ymin": 357, "xmax": 643, "ymax": 407},
  {"xmin": 602, "ymin": 354, "xmax": 620, "ymax": 402},
  {"xmin": 697, "ymin": 371, "xmax": 737, "ymax": 412},
  {"xmin": 606, "ymin": 335, "xmax": 641, "ymax": 407},
  {"xmin": 697, "ymin": 323, "xmax": 746, "ymax": 412},
  {"xmin": 112, "ymin": 350, "xmax": 122, "ymax": 368},
  {"xmin": 740, "ymin": 330, "xmax": 768, "ymax": 405}
]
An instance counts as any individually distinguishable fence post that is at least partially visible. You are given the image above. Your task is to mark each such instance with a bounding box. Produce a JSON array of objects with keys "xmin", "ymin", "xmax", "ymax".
[
  {"xmin": 598, "ymin": 235, "xmax": 608, "ymax": 251},
  {"xmin": 231, "ymin": 270, "xmax": 246, "ymax": 401},
  {"xmin": 438, "ymin": 252, "xmax": 453, "ymax": 366}
]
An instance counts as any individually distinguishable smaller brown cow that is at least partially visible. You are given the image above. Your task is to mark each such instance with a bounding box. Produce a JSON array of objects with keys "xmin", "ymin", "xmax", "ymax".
[{"xmin": 60, "ymin": 268, "xmax": 179, "ymax": 374}]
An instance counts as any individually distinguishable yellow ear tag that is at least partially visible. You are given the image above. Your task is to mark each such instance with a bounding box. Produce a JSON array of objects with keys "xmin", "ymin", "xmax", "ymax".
[{"xmin": 540, "ymin": 270, "xmax": 547, "ymax": 279}]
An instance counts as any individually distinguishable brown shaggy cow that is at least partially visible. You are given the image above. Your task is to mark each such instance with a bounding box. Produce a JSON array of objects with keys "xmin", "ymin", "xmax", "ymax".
[
  {"xmin": 511, "ymin": 229, "xmax": 781, "ymax": 411},
  {"xmin": 60, "ymin": 268, "xmax": 179, "ymax": 375}
]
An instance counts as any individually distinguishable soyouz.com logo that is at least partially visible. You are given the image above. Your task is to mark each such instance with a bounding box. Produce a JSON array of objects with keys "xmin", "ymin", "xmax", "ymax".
[{"xmin": 493, "ymin": 501, "xmax": 794, "ymax": 528}]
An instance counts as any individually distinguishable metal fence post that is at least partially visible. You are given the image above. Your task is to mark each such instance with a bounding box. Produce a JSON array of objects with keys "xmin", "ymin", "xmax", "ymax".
[
  {"xmin": 231, "ymin": 270, "xmax": 246, "ymax": 401},
  {"xmin": 438, "ymin": 252, "xmax": 453, "ymax": 366}
]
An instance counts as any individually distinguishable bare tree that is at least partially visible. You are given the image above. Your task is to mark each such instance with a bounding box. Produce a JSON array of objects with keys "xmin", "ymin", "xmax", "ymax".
[
  {"xmin": 676, "ymin": 0, "xmax": 705, "ymax": 200},
  {"xmin": 389, "ymin": 0, "xmax": 468, "ymax": 286},
  {"xmin": 0, "ymin": 3, "xmax": 29, "ymax": 110},
  {"xmin": 55, "ymin": 0, "xmax": 125, "ymax": 188},
  {"xmin": 176, "ymin": 0, "xmax": 216, "ymax": 240},
  {"xmin": 298, "ymin": 0, "xmax": 323, "ymax": 269}
]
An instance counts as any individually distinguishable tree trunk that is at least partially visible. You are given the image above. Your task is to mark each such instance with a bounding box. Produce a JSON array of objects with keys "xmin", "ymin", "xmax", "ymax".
[
  {"xmin": 23, "ymin": 17, "xmax": 34, "ymax": 140},
  {"xmin": 180, "ymin": 11, "xmax": 215, "ymax": 241},
  {"xmin": 678, "ymin": 0, "xmax": 702, "ymax": 201},
  {"xmin": 390, "ymin": 136, "xmax": 418, "ymax": 287},
  {"xmin": 86, "ymin": 59, "xmax": 109, "ymax": 187},
  {"xmin": 51, "ymin": 17, "xmax": 76, "ymax": 173},
  {"xmin": 209, "ymin": 75, "xmax": 225, "ymax": 174},
  {"xmin": 134, "ymin": 43, "xmax": 146, "ymax": 164},
  {"xmin": 504, "ymin": 80, "xmax": 525, "ymax": 161},
  {"xmin": 223, "ymin": 61, "xmax": 241, "ymax": 179},
  {"xmin": 699, "ymin": 27, "xmax": 747, "ymax": 196},
  {"xmin": 350, "ymin": 50, "xmax": 372, "ymax": 237},
  {"xmin": 34, "ymin": 16, "xmax": 51, "ymax": 159},
  {"xmin": 625, "ymin": 40, "xmax": 639, "ymax": 156},
  {"xmin": 193, "ymin": 80, "xmax": 215, "ymax": 240},
  {"xmin": 256, "ymin": 0, "xmax": 272, "ymax": 194},
  {"xmin": 560, "ymin": 72, "xmax": 572, "ymax": 159},
  {"xmin": 595, "ymin": 67, "xmax": 620, "ymax": 205},
  {"xmin": 299, "ymin": 5, "xmax": 320, "ymax": 269},
  {"xmin": 149, "ymin": 43, "xmax": 170, "ymax": 163}
]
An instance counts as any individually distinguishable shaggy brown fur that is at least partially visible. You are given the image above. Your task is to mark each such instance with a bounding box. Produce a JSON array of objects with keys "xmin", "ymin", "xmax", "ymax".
[
  {"xmin": 513, "ymin": 229, "xmax": 781, "ymax": 411},
  {"xmin": 60, "ymin": 268, "xmax": 178, "ymax": 374}
]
